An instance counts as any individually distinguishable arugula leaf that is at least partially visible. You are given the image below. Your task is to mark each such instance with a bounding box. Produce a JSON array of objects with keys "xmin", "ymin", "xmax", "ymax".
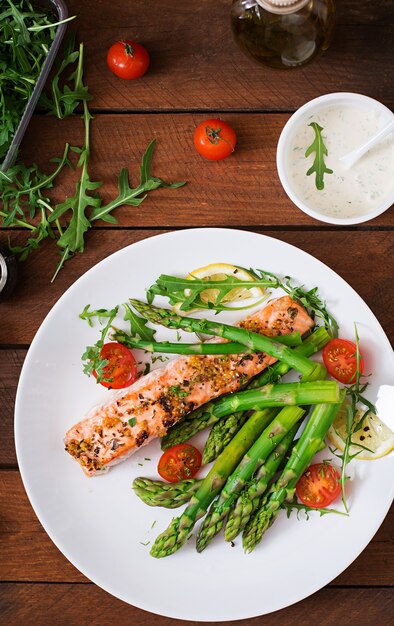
[
  {"xmin": 123, "ymin": 303, "xmax": 156, "ymax": 341},
  {"xmin": 48, "ymin": 46, "xmax": 101, "ymax": 273},
  {"xmin": 39, "ymin": 33, "xmax": 91, "ymax": 119},
  {"xmin": 305, "ymin": 122, "xmax": 333, "ymax": 190},
  {"xmin": 147, "ymin": 273, "xmax": 269, "ymax": 313},
  {"xmin": 79, "ymin": 304, "xmax": 119, "ymax": 327},
  {"xmin": 0, "ymin": 144, "xmax": 73, "ymax": 261},
  {"xmin": 81, "ymin": 305, "xmax": 119, "ymax": 383},
  {"xmin": 148, "ymin": 265, "xmax": 338, "ymax": 337},
  {"xmin": 89, "ymin": 140, "xmax": 186, "ymax": 224},
  {"xmin": 283, "ymin": 501, "xmax": 348, "ymax": 520}
]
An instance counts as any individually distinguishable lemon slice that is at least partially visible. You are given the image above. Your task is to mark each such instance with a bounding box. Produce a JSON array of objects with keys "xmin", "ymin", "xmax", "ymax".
[
  {"xmin": 327, "ymin": 401, "xmax": 394, "ymax": 460},
  {"xmin": 186, "ymin": 263, "xmax": 264, "ymax": 304}
]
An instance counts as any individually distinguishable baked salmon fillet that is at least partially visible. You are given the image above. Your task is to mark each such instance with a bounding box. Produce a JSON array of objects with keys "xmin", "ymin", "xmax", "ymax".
[{"xmin": 65, "ymin": 296, "xmax": 314, "ymax": 476}]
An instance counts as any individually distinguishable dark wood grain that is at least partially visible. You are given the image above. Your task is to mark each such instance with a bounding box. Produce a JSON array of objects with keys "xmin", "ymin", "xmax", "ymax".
[
  {"xmin": 16, "ymin": 113, "xmax": 394, "ymax": 228},
  {"xmin": 0, "ymin": 350, "xmax": 21, "ymax": 467},
  {"xmin": 59, "ymin": 0, "xmax": 394, "ymax": 111},
  {"xmin": 1, "ymin": 0, "xmax": 393, "ymax": 619},
  {"xmin": 1, "ymin": 584, "xmax": 393, "ymax": 626},
  {"xmin": 0, "ymin": 229, "xmax": 392, "ymax": 347},
  {"xmin": 0, "ymin": 472, "xmax": 392, "ymax": 585}
]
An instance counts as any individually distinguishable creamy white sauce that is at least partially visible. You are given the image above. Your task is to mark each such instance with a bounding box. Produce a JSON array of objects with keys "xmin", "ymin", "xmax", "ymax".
[{"xmin": 288, "ymin": 105, "xmax": 394, "ymax": 218}]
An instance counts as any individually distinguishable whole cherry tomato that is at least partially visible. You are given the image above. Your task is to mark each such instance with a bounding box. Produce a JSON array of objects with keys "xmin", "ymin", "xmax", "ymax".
[
  {"xmin": 194, "ymin": 119, "xmax": 237, "ymax": 161},
  {"xmin": 107, "ymin": 40, "xmax": 150, "ymax": 80}
]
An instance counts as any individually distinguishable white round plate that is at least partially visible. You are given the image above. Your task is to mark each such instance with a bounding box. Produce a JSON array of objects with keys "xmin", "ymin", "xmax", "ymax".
[{"xmin": 15, "ymin": 228, "xmax": 394, "ymax": 621}]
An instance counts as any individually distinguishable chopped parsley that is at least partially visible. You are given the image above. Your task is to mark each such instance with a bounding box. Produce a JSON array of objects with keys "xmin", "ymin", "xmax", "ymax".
[
  {"xmin": 152, "ymin": 355, "xmax": 169, "ymax": 364},
  {"xmin": 143, "ymin": 362, "xmax": 151, "ymax": 376},
  {"xmin": 168, "ymin": 385, "xmax": 188, "ymax": 398}
]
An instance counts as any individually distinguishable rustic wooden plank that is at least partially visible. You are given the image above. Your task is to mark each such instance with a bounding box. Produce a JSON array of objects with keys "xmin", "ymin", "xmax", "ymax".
[
  {"xmin": 0, "ymin": 229, "xmax": 392, "ymax": 348},
  {"xmin": 0, "ymin": 584, "xmax": 393, "ymax": 625},
  {"xmin": 16, "ymin": 113, "xmax": 394, "ymax": 228},
  {"xmin": 0, "ymin": 351, "xmax": 22, "ymax": 467},
  {"xmin": 61, "ymin": 0, "xmax": 394, "ymax": 111},
  {"xmin": 0, "ymin": 472, "xmax": 392, "ymax": 585}
]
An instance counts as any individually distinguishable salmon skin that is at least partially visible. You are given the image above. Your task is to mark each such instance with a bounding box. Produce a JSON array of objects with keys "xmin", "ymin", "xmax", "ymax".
[{"xmin": 65, "ymin": 296, "xmax": 314, "ymax": 476}]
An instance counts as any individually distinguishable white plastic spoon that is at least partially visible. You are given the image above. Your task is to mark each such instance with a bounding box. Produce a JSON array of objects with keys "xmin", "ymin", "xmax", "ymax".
[{"xmin": 339, "ymin": 117, "xmax": 394, "ymax": 170}]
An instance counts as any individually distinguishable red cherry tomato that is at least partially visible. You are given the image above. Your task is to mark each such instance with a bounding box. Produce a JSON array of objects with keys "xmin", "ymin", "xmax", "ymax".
[
  {"xmin": 194, "ymin": 119, "xmax": 236, "ymax": 161},
  {"xmin": 296, "ymin": 463, "xmax": 341, "ymax": 508},
  {"xmin": 107, "ymin": 40, "xmax": 149, "ymax": 80},
  {"xmin": 93, "ymin": 342, "xmax": 137, "ymax": 389},
  {"xmin": 158, "ymin": 443, "xmax": 202, "ymax": 483},
  {"xmin": 322, "ymin": 338, "xmax": 364, "ymax": 384}
]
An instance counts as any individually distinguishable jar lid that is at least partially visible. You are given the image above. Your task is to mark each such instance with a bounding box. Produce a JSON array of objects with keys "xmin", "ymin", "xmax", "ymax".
[
  {"xmin": 256, "ymin": 0, "xmax": 311, "ymax": 14},
  {"xmin": 0, "ymin": 245, "xmax": 18, "ymax": 301}
]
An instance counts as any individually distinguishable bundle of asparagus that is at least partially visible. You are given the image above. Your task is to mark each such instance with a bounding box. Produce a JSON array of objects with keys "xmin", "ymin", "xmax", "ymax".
[{"xmin": 125, "ymin": 300, "xmax": 343, "ymax": 558}]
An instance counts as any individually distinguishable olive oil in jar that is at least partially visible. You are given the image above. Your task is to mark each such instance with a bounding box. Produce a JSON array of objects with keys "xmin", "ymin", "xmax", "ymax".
[{"xmin": 231, "ymin": 0, "xmax": 335, "ymax": 69}]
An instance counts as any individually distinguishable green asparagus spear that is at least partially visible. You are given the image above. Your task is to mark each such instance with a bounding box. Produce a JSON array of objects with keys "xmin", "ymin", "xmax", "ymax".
[
  {"xmin": 242, "ymin": 394, "xmax": 345, "ymax": 553},
  {"xmin": 202, "ymin": 411, "xmax": 249, "ymax": 464},
  {"xmin": 158, "ymin": 380, "xmax": 338, "ymax": 461},
  {"xmin": 133, "ymin": 477, "xmax": 201, "ymax": 508},
  {"xmin": 196, "ymin": 411, "xmax": 302, "ymax": 552},
  {"xmin": 113, "ymin": 329, "xmax": 302, "ymax": 353},
  {"xmin": 129, "ymin": 299, "xmax": 326, "ymax": 381},
  {"xmin": 224, "ymin": 437, "xmax": 326, "ymax": 541},
  {"xmin": 150, "ymin": 407, "xmax": 278, "ymax": 558},
  {"xmin": 210, "ymin": 380, "xmax": 339, "ymax": 419},
  {"xmin": 161, "ymin": 327, "xmax": 331, "ymax": 450}
]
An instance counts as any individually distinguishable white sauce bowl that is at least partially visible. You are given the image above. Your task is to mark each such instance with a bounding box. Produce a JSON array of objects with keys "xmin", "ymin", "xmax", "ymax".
[{"xmin": 276, "ymin": 93, "xmax": 394, "ymax": 225}]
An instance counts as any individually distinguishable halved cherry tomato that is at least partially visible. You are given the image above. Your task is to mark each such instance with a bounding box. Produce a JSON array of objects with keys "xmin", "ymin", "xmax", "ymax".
[
  {"xmin": 93, "ymin": 342, "xmax": 137, "ymax": 389},
  {"xmin": 158, "ymin": 443, "xmax": 202, "ymax": 483},
  {"xmin": 107, "ymin": 40, "xmax": 150, "ymax": 80},
  {"xmin": 322, "ymin": 338, "xmax": 364, "ymax": 384},
  {"xmin": 296, "ymin": 463, "xmax": 341, "ymax": 509},
  {"xmin": 194, "ymin": 119, "xmax": 236, "ymax": 161}
]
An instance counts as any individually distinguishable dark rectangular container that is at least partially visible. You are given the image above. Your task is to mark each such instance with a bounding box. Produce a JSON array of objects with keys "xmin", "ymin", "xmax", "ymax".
[{"xmin": 1, "ymin": 0, "xmax": 69, "ymax": 171}]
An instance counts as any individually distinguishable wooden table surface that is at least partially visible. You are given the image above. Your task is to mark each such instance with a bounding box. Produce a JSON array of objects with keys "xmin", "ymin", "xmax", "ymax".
[{"xmin": 1, "ymin": 0, "xmax": 393, "ymax": 623}]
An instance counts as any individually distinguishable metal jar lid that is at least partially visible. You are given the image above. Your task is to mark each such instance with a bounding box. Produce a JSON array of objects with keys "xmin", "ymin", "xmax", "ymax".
[
  {"xmin": 0, "ymin": 245, "xmax": 18, "ymax": 301},
  {"xmin": 256, "ymin": 0, "xmax": 311, "ymax": 14}
]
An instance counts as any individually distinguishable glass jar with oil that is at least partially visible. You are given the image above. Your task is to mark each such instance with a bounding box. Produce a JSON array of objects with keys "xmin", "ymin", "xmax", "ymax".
[{"xmin": 231, "ymin": 0, "xmax": 335, "ymax": 69}]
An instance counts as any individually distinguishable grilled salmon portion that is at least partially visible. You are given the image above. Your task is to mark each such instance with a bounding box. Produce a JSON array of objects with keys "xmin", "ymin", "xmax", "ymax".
[{"xmin": 65, "ymin": 296, "xmax": 313, "ymax": 476}]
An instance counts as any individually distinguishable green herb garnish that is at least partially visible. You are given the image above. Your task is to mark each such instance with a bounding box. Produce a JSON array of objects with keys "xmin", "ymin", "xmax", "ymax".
[
  {"xmin": 148, "ymin": 266, "xmax": 338, "ymax": 337},
  {"xmin": 128, "ymin": 417, "xmax": 137, "ymax": 428},
  {"xmin": 123, "ymin": 302, "xmax": 155, "ymax": 341},
  {"xmin": 147, "ymin": 273, "xmax": 267, "ymax": 313},
  {"xmin": 168, "ymin": 385, "xmax": 188, "ymax": 398},
  {"xmin": 143, "ymin": 362, "xmax": 151, "ymax": 376},
  {"xmin": 79, "ymin": 304, "xmax": 119, "ymax": 327},
  {"xmin": 305, "ymin": 122, "xmax": 333, "ymax": 190},
  {"xmin": 328, "ymin": 325, "xmax": 376, "ymax": 512},
  {"xmin": 81, "ymin": 306, "xmax": 119, "ymax": 383},
  {"xmin": 283, "ymin": 501, "xmax": 349, "ymax": 520}
]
